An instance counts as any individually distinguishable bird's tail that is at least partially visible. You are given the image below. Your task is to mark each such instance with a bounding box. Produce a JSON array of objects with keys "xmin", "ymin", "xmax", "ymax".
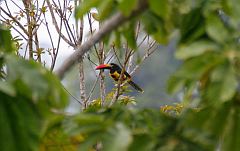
[{"xmin": 128, "ymin": 80, "xmax": 144, "ymax": 93}]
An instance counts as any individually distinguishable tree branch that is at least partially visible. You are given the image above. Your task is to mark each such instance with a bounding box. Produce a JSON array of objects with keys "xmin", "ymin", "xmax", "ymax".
[
  {"xmin": 54, "ymin": 0, "xmax": 148, "ymax": 79},
  {"xmin": 46, "ymin": 0, "xmax": 75, "ymax": 47}
]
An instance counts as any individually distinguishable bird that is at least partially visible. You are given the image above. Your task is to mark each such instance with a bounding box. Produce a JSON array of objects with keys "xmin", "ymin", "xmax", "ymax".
[{"xmin": 95, "ymin": 63, "xmax": 144, "ymax": 93}]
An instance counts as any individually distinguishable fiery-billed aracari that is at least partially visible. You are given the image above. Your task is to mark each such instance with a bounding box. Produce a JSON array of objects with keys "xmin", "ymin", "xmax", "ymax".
[{"xmin": 95, "ymin": 63, "xmax": 144, "ymax": 93}]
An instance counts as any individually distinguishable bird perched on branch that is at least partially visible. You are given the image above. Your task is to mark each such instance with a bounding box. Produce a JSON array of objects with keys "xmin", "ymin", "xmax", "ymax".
[{"xmin": 95, "ymin": 63, "xmax": 144, "ymax": 93}]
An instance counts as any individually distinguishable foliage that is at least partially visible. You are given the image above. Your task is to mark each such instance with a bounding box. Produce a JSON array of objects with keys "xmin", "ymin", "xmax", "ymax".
[
  {"xmin": 0, "ymin": 26, "xmax": 68, "ymax": 151},
  {"xmin": 74, "ymin": 0, "xmax": 240, "ymax": 150},
  {"xmin": 1, "ymin": 0, "xmax": 240, "ymax": 151},
  {"xmin": 166, "ymin": 0, "xmax": 240, "ymax": 151},
  {"xmin": 64, "ymin": 105, "xmax": 177, "ymax": 151}
]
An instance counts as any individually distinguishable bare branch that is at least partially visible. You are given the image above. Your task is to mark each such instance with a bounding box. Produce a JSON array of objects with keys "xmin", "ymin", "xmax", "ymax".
[
  {"xmin": 77, "ymin": 19, "xmax": 84, "ymax": 44},
  {"xmin": 79, "ymin": 57, "xmax": 87, "ymax": 109},
  {"xmin": 34, "ymin": 33, "xmax": 41, "ymax": 62},
  {"xmin": 62, "ymin": 85, "xmax": 83, "ymax": 105},
  {"xmin": 54, "ymin": 0, "xmax": 76, "ymax": 45},
  {"xmin": 99, "ymin": 42, "xmax": 106, "ymax": 106},
  {"xmin": 50, "ymin": 8, "xmax": 63, "ymax": 71},
  {"xmin": 46, "ymin": 0, "xmax": 75, "ymax": 47},
  {"xmin": 9, "ymin": 0, "xmax": 25, "ymax": 12},
  {"xmin": 86, "ymin": 75, "xmax": 100, "ymax": 104},
  {"xmin": 130, "ymin": 41, "xmax": 158, "ymax": 75},
  {"xmin": 43, "ymin": 13, "xmax": 55, "ymax": 52},
  {"xmin": 22, "ymin": 0, "xmax": 34, "ymax": 59},
  {"xmin": 0, "ymin": 16, "xmax": 28, "ymax": 41},
  {"xmin": 0, "ymin": 6, "xmax": 28, "ymax": 35},
  {"xmin": 87, "ymin": 12, "xmax": 100, "ymax": 60}
]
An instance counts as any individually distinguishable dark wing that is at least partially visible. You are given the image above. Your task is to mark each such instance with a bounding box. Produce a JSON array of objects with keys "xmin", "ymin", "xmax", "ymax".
[
  {"xmin": 115, "ymin": 68, "xmax": 131, "ymax": 79},
  {"xmin": 128, "ymin": 80, "xmax": 144, "ymax": 93},
  {"xmin": 124, "ymin": 71, "xmax": 131, "ymax": 78}
]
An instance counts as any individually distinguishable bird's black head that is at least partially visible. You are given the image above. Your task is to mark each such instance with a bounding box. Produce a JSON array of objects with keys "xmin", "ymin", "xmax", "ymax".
[
  {"xmin": 109, "ymin": 63, "xmax": 121, "ymax": 70},
  {"xmin": 95, "ymin": 63, "xmax": 122, "ymax": 71}
]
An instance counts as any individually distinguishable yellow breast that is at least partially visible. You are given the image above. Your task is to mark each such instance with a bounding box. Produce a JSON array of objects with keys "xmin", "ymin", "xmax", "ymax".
[{"xmin": 110, "ymin": 71, "xmax": 128, "ymax": 81}]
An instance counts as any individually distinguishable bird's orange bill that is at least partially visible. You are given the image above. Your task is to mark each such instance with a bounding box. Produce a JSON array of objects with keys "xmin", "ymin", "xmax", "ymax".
[{"xmin": 95, "ymin": 64, "xmax": 111, "ymax": 70}]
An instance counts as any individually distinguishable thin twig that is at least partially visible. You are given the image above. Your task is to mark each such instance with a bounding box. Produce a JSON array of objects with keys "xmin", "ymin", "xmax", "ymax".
[
  {"xmin": 46, "ymin": 0, "xmax": 75, "ymax": 47},
  {"xmin": 9, "ymin": 0, "xmax": 25, "ymax": 12},
  {"xmin": 62, "ymin": 85, "xmax": 83, "ymax": 105},
  {"xmin": 87, "ymin": 12, "xmax": 100, "ymax": 60},
  {"xmin": 74, "ymin": 0, "xmax": 79, "ymax": 39},
  {"xmin": 22, "ymin": 0, "xmax": 34, "ymax": 59},
  {"xmin": 86, "ymin": 75, "xmax": 100, "ymax": 104},
  {"xmin": 130, "ymin": 41, "xmax": 157, "ymax": 75},
  {"xmin": 77, "ymin": 19, "xmax": 84, "ymax": 44},
  {"xmin": 35, "ymin": 0, "xmax": 46, "ymax": 23},
  {"xmin": 0, "ymin": 6, "xmax": 28, "ymax": 35},
  {"xmin": 34, "ymin": 33, "xmax": 41, "ymax": 62},
  {"xmin": 112, "ymin": 46, "xmax": 123, "ymax": 67},
  {"xmin": 50, "ymin": 7, "xmax": 63, "ymax": 71},
  {"xmin": 43, "ymin": 13, "xmax": 55, "ymax": 52},
  {"xmin": 0, "ymin": 16, "xmax": 28, "ymax": 41},
  {"xmin": 56, "ymin": 0, "xmax": 76, "ymax": 45}
]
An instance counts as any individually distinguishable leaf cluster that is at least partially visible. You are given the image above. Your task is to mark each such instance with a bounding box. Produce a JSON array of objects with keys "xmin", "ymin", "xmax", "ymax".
[{"xmin": 0, "ymin": 26, "xmax": 68, "ymax": 151}]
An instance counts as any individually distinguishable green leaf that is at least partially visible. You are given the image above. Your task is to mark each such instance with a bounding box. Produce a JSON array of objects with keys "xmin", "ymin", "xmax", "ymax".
[
  {"xmin": 0, "ymin": 26, "xmax": 68, "ymax": 151},
  {"xmin": 65, "ymin": 113, "xmax": 106, "ymax": 150},
  {"xmin": 0, "ymin": 81, "xmax": 16, "ymax": 96},
  {"xmin": 149, "ymin": 0, "xmax": 168, "ymax": 19},
  {"xmin": 152, "ymin": 28, "xmax": 168, "ymax": 44},
  {"xmin": 6, "ymin": 56, "xmax": 48, "ymax": 100},
  {"xmin": 222, "ymin": 0, "xmax": 240, "ymax": 26},
  {"xmin": 221, "ymin": 106, "xmax": 240, "ymax": 151},
  {"xmin": 0, "ymin": 26, "xmax": 15, "ymax": 53},
  {"xmin": 207, "ymin": 103, "xmax": 231, "ymax": 136},
  {"xmin": 167, "ymin": 75, "xmax": 185, "ymax": 94},
  {"xmin": 75, "ymin": 0, "xmax": 101, "ymax": 19},
  {"xmin": 180, "ymin": 8, "xmax": 205, "ymax": 43},
  {"xmin": 206, "ymin": 13, "xmax": 229, "ymax": 43},
  {"xmin": 98, "ymin": 0, "xmax": 115, "ymax": 20},
  {"xmin": 123, "ymin": 21, "xmax": 137, "ymax": 49},
  {"xmin": 141, "ymin": 11, "xmax": 163, "ymax": 34},
  {"xmin": 41, "ymin": 127, "xmax": 78, "ymax": 151},
  {"xmin": 128, "ymin": 134, "xmax": 154, "ymax": 151},
  {"xmin": 0, "ymin": 93, "xmax": 41, "ymax": 151},
  {"xmin": 176, "ymin": 52, "xmax": 223, "ymax": 80},
  {"xmin": 205, "ymin": 63, "xmax": 237, "ymax": 103},
  {"xmin": 168, "ymin": 51, "xmax": 225, "ymax": 95},
  {"xmin": 78, "ymin": 134, "xmax": 100, "ymax": 151},
  {"xmin": 5, "ymin": 54, "xmax": 68, "ymax": 108},
  {"xmin": 103, "ymin": 123, "xmax": 132, "ymax": 151},
  {"xmin": 65, "ymin": 113, "xmax": 106, "ymax": 135},
  {"xmin": 141, "ymin": 11, "xmax": 168, "ymax": 43},
  {"xmin": 181, "ymin": 111, "xmax": 209, "ymax": 146},
  {"xmin": 118, "ymin": 0, "xmax": 137, "ymax": 16},
  {"xmin": 114, "ymin": 30, "xmax": 122, "ymax": 48},
  {"xmin": 181, "ymin": 104, "xmax": 231, "ymax": 150},
  {"xmin": 176, "ymin": 40, "xmax": 219, "ymax": 59}
]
